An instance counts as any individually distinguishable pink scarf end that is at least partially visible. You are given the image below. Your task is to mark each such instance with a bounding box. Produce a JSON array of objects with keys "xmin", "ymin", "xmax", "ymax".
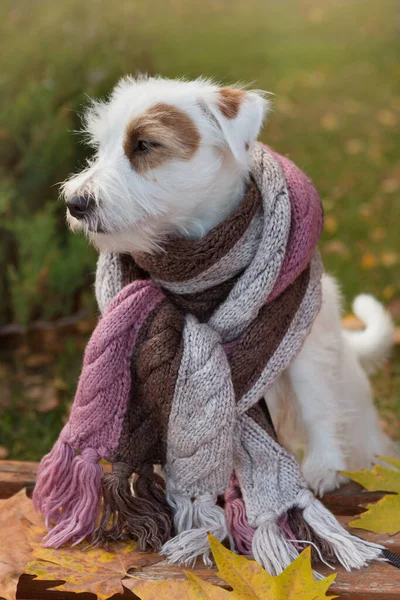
[{"xmin": 34, "ymin": 443, "xmax": 102, "ymax": 547}]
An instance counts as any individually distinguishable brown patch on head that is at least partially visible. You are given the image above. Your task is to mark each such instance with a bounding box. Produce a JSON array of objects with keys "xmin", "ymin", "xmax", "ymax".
[
  {"xmin": 123, "ymin": 103, "xmax": 200, "ymax": 175},
  {"xmin": 218, "ymin": 88, "xmax": 245, "ymax": 119}
]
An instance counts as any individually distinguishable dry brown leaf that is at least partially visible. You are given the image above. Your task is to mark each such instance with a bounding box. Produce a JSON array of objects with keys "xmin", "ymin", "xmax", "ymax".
[
  {"xmin": 324, "ymin": 215, "xmax": 338, "ymax": 234},
  {"xmin": 381, "ymin": 251, "xmax": 399, "ymax": 267},
  {"xmin": 342, "ymin": 315, "xmax": 400, "ymax": 345},
  {"xmin": 24, "ymin": 353, "xmax": 54, "ymax": 368},
  {"xmin": 376, "ymin": 108, "xmax": 398, "ymax": 127},
  {"xmin": 344, "ymin": 139, "xmax": 363, "ymax": 155},
  {"xmin": 382, "ymin": 178, "xmax": 399, "ymax": 194},
  {"xmin": 369, "ymin": 227, "xmax": 386, "ymax": 242},
  {"xmin": 1, "ymin": 491, "xmax": 338, "ymax": 600},
  {"xmin": 323, "ymin": 240, "xmax": 349, "ymax": 256},
  {"xmin": 26, "ymin": 525, "xmax": 162, "ymax": 600},
  {"xmin": 360, "ymin": 252, "xmax": 378, "ymax": 269},
  {"xmin": 0, "ymin": 489, "xmax": 39, "ymax": 600},
  {"xmin": 35, "ymin": 385, "xmax": 60, "ymax": 413},
  {"xmin": 342, "ymin": 314, "xmax": 363, "ymax": 330},
  {"xmin": 388, "ymin": 299, "xmax": 400, "ymax": 319},
  {"xmin": 320, "ymin": 113, "xmax": 338, "ymax": 131}
]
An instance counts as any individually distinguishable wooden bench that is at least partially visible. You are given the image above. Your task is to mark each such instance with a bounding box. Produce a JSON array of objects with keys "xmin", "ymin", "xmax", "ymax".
[{"xmin": 2, "ymin": 461, "xmax": 399, "ymax": 600}]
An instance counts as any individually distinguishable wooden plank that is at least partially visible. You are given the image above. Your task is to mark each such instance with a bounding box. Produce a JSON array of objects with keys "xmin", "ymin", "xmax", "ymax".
[
  {"xmin": 0, "ymin": 461, "xmax": 38, "ymax": 499},
  {"xmin": 15, "ymin": 559, "xmax": 400, "ymax": 600},
  {"xmin": 0, "ymin": 462, "xmax": 398, "ymax": 599},
  {"xmin": 319, "ymin": 562, "xmax": 400, "ymax": 600}
]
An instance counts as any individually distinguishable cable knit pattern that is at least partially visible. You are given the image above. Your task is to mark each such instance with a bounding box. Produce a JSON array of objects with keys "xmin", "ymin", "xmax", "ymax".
[{"xmin": 34, "ymin": 143, "xmax": 382, "ymax": 573}]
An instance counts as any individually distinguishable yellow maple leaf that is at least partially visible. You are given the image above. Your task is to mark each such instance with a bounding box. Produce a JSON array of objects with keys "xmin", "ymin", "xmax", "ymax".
[
  {"xmin": 132, "ymin": 535, "xmax": 336, "ymax": 600},
  {"xmin": 343, "ymin": 457, "xmax": 400, "ymax": 535},
  {"xmin": 25, "ymin": 522, "xmax": 162, "ymax": 600}
]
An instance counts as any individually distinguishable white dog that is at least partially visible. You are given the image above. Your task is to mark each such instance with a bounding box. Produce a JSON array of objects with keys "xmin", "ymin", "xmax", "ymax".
[{"xmin": 62, "ymin": 75, "xmax": 396, "ymax": 495}]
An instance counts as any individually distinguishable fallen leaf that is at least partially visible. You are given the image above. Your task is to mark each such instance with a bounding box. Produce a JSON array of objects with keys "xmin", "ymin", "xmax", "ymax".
[
  {"xmin": 382, "ymin": 286, "xmax": 395, "ymax": 300},
  {"xmin": 324, "ymin": 215, "xmax": 338, "ymax": 234},
  {"xmin": 26, "ymin": 526, "xmax": 162, "ymax": 600},
  {"xmin": 132, "ymin": 535, "xmax": 336, "ymax": 600},
  {"xmin": 0, "ymin": 489, "xmax": 38, "ymax": 600},
  {"xmin": 343, "ymin": 457, "xmax": 400, "ymax": 535},
  {"xmin": 344, "ymin": 139, "xmax": 364, "ymax": 155},
  {"xmin": 36, "ymin": 384, "xmax": 60, "ymax": 413},
  {"xmin": 381, "ymin": 251, "xmax": 399, "ymax": 267},
  {"xmin": 382, "ymin": 178, "xmax": 399, "ymax": 194},
  {"xmin": 132, "ymin": 573, "xmax": 231, "ymax": 600},
  {"xmin": 369, "ymin": 228, "xmax": 386, "ymax": 242},
  {"xmin": 323, "ymin": 240, "xmax": 349, "ymax": 256},
  {"xmin": 24, "ymin": 353, "xmax": 54, "ymax": 368},
  {"xmin": 376, "ymin": 109, "xmax": 398, "ymax": 127},
  {"xmin": 388, "ymin": 299, "xmax": 400, "ymax": 319},
  {"xmin": 320, "ymin": 113, "xmax": 338, "ymax": 131},
  {"xmin": 360, "ymin": 252, "xmax": 378, "ymax": 269},
  {"xmin": 52, "ymin": 377, "xmax": 68, "ymax": 391}
]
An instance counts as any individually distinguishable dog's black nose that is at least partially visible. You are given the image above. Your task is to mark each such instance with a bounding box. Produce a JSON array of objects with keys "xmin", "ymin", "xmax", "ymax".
[{"xmin": 66, "ymin": 195, "xmax": 93, "ymax": 219}]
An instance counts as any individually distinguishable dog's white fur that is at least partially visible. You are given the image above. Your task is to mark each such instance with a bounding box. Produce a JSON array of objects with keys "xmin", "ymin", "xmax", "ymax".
[{"xmin": 62, "ymin": 75, "xmax": 396, "ymax": 495}]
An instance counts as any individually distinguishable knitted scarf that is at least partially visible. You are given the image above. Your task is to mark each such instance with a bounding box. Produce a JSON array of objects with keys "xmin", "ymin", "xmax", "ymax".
[{"xmin": 34, "ymin": 144, "xmax": 382, "ymax": 574}]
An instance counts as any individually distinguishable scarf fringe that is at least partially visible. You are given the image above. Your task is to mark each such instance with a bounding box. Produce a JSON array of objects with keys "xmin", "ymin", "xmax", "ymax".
[
  {"xmin": 34, "ymin": 444, "xmax": 102, "ymax": 548},
  {"xmin": 252, "ymin": 514, "xmax": 300, "ymax": 575},
  {"xmin": 33, "ymin": 439, "xmax": 75, "ymax": 526},
  {"xmin": 298, "ymin": 491, "xmax": 384, "ymax": 570},
  {"xmin": 224, "ymin": 476, "xmax": 254, "ymax": 555},
  {"xmin": 92, "ymin": 464, "xmax": 172, "ymax": 551},
  {"xmin": 225, "ymin": 484, "xmax": 383, "ymax": 574},
  {"xmin": 161, "ymin": 492, "xmax": 230, "ymax": 566}
]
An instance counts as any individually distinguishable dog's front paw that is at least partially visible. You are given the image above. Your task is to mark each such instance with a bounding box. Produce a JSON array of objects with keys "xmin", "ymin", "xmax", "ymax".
[{"xmin": 301, "ymin": 455, "xmax": 347, "ymax": 497}]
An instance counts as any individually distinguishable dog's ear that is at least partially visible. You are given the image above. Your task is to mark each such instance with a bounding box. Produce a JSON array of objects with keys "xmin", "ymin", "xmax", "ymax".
[{"xmin": 201, "ymin": 87, "xmax": 269, "ymax": 164}]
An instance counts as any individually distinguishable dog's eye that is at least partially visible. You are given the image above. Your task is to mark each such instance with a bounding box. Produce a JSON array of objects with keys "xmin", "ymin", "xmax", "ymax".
[{"xmin": 133, "ymin": 140, "xmax": 159, "ymax": 153}]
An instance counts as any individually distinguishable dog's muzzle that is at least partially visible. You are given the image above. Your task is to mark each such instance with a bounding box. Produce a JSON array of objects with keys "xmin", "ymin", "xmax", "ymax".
[{"xmin": 66, "ymin": 194, "xmax": 94, "ymax": 220}]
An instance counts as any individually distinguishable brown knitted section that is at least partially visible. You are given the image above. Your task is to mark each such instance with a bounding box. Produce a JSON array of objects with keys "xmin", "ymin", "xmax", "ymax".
[
  {"xmin": 247, "ymin": 402, "xmax": 277, "ymax": 442},
  {"xmin": 111, "ymin": 299, "xmax": 184, "ymax": 470},
  {"xmin": 133, "ymin": 299, "xmax": 185, "ymax": 463},
  {"xmin": 133, "ymin": 179, "xmax": 261, "ymax": 282},
  {"xmin": 120, "ymin": 252, "xmax": 148, "ymax": 287},
  {"xmin": 94, "ymin": 300, "xmax": 185, "ymax": 550},
  {"xmin": 230, "ymin": 265, "xmax": 310, "ymax": 400},
  {"xmin": 165, "ymin": 274, "xmax": 241, "ymax": 322}
]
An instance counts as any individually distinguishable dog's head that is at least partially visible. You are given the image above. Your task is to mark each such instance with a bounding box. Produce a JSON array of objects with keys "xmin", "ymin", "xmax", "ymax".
[{"xmin": 62, "ymin": 76, "xmax": 269, "ymax": 252}]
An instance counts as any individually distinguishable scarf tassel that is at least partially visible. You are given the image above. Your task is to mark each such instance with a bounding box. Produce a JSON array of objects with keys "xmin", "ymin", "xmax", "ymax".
[
  {"xmin": 226, "ymin": 488, "xmax": 383, "ymax": 575},
  {"xmin": 224, "ymin": 477, "xmax": 254, "ymax": 555},
  {"xmin": 33, "ymin": 443, "xmax": 102, "ymax": 548},
  {"xmin": 93, "ymin": 463, "xmax": 172, "ymax": 551},
  {"xmin": 161, "ymin": 488, "xmax": 231, "ymax": 567},
  {"xmin": 297, "ymin": 490, "xmax": 384, "ymax": 570}
]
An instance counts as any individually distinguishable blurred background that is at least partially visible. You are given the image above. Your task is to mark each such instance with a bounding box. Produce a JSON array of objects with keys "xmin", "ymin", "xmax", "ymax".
[{"xmin": 0, "ymin": 0, "xmax": 399, "ymax": 461}]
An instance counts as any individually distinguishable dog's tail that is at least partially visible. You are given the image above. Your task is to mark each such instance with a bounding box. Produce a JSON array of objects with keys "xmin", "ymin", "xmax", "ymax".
[{"xmin": 343, "ymin": 294, "xmax": 395, "ymax": 374}]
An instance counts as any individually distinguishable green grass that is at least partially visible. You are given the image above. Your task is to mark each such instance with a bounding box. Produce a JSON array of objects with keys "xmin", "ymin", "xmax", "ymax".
[{"xmin": 0, "ymin": 0, "xmax": 399, "ymax": 459}]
